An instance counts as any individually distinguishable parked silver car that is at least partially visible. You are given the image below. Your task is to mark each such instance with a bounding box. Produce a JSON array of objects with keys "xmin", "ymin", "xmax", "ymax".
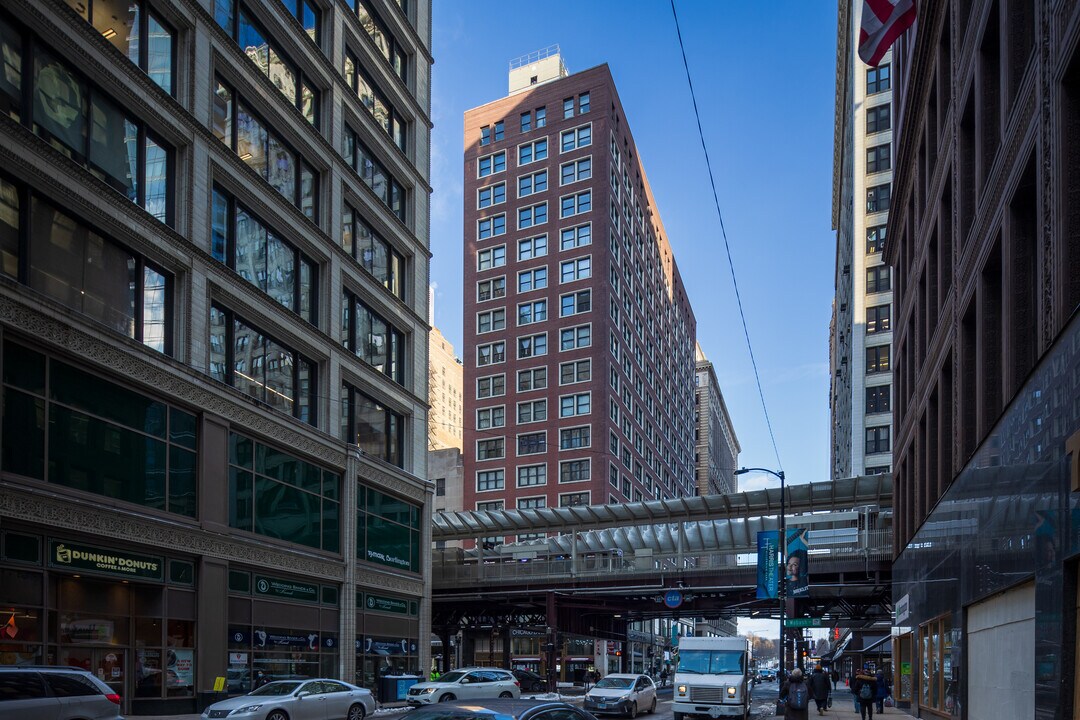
[
  {"xmin": 0, "ymin": 666, "xmax": 122, "ymax": 720},
  {"xmin": 583, "ymin": 673, "xmax": 657, "ymax": 718},
  {"xmin": 201, "ymin": 679, "xmax": 375, "ymax": 720},
  {"xmin": 406, "ymin": 668, "xmax": 521, "ymax": 705}
]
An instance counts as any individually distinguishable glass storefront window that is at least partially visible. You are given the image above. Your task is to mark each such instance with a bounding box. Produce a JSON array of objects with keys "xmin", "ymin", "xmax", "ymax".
[
  {"xmin": 919, "ymin": 615, "xmax": 951, "ymax": 713},
  {"xmin": 356, "ymin": 486, "xmax": 419, "ymax": 572}
]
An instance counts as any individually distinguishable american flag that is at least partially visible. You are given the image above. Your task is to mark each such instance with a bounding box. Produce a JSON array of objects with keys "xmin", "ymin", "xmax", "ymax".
[{"xmin": 858, "ymin": 0, "xmax": 917, "ymax": 67}]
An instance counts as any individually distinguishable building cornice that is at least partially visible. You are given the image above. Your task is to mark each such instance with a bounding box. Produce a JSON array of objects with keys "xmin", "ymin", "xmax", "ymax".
[{"xmin": 832, "ymin": 0, "xmax": 851, "ymax": 230}]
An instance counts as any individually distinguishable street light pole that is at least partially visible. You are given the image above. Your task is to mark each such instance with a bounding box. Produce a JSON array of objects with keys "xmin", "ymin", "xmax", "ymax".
[{"xmin": 735, "ymin": 467, "xmax": 787, "ymax": 679}]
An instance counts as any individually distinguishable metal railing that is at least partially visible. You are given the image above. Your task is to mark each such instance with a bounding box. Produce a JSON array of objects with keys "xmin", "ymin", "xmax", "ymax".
[
  {"xmin": 510, "ymin": 45, "xmax": 562, "ymax": 70},
  {"xmin": 433, "ymin": 528, "xmax": 892, "ymax": 587}
]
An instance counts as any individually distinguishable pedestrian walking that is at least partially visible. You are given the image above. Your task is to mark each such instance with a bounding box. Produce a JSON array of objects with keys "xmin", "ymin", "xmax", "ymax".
[
  {"xmin": 780, "ymin": 668, "xmax": 810, "ymax": 720},
  {"xmin": 874, "ymin": 670, "xmax": 890, "ymax": 714},
  {"xmin": 809, "ymin": 665, "xmax": 831, "ymax": 715},
  {"xmin": 830, "ymin": 668, "xmax": 839, "ymax": 691},
  {"xmin": 659, "ymin": 667, "xmax": 669, "ymax": 688},
  {"xmin": 852, "ymin": 669, "xmax": 878, "ymax": 720}
]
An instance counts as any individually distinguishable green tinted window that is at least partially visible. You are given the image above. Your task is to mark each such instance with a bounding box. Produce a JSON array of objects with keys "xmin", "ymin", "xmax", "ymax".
[
  {"xmin": 323, "ymin": 499, "xmax": 339, "ymax": 553},
  {"xmin": 321, "ymin": 585, "xmax": 338, "ymax": 605},
  {"xmin": 2, "ymin": 389, "xmax": 45, "ymax": 479},
  {"xmin": 169, "ymin": 446, "xmax": 197, "ymax": 517},
  {"xmin": 229, "ymin": 467, "xmax": 253, "ymax": 531},
  {"xmin": 323, "ymin": 471, "xmax": 339, "ymax": 501},
  {"xmin": 169, "ymin": 560, "xmax": 194, "ymax": 585},
  {"xmin": 50, "ymin": 360, "xmax": 168, "ymax": 437},
  {"xmin": 3, "ymin": 533, "xmax": 41, "ymax": 564},
  {"xmin": 2, "ymin": 343, "xmax": 45, "ymax": 394},
  {"xmin": 253, "ymin": 476, "xmax": 322, "ymax": 548},
  {"xmin": 229, "ymin": 570, "xmax": 251, "ymax": 593},
  {"xmin": 169, "ymin": 407, "xmax": 197, "ymax": 449},
  {"xmin": 357, "ymin": 485, "xmax": 420, "ymax": 573},
  {"xmin": 230, "ymin": 433, "xmax": 253, "ymax": 468}
]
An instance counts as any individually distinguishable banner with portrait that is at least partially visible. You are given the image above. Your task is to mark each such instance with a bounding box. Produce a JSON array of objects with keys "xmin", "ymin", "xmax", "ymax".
[
  {"xmin": 756, "ymin": 530, "xmax": 779, "ymax": 599},
  {"xmin": 785, "ymin": 528, "xmax": 809, "ymax": 597}
]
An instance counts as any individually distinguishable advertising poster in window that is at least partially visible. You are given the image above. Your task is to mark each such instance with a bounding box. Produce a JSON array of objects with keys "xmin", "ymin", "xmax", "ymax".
[
  {"xmin": 785, "ymin": 528, "xmax": 809, "ymax": 597},
  {"xmin": 756, "ymin": 530, "xmax": 779, "ymax": 599},
  {"xmin": 169, "ymin": 648, "xmax": 194, "ymax": 689}
]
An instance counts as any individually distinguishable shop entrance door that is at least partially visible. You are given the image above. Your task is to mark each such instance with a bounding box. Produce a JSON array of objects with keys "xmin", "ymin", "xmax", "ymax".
[{"xmin": 59, "ymin": 647, "xmax": 126, "ymax": 708}]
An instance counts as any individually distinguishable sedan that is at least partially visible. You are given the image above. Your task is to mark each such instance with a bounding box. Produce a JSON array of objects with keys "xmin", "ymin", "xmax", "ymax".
[
  {"xmin": 201, "ymin": 679, "xmax": 376, "ymax": 720},
  {"xmin": 511, "ymin": 669, "xmax": 548, "ymax": 693},
  {"xmin": 583, "ymin": 674, "xmax": 657, "ymax": 718}
]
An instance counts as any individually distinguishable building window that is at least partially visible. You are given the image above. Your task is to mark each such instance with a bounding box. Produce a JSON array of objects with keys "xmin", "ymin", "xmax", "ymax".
[
  {"xmin": 478, "ymin": 183, "xmax": 506, "ymax": 209},
  {"xmin": 561, "ymin": 224, "xmax": 592, "ymax": 250},
  {"xmin": 1, "ymin": 340, "xmax": 196, "ymax": 515},
  {"xmin": 518, "ymin": 170, "xmax": 548, "ymax": 197},
  {"xmin": 517, "ymin": 367, "xmax": 548, "ymax": 393},
  {"xmin": 517, "ymin": 334, "xmax": 548, "ymax": 359},
  {"xmin": 865, "ymin": 465, "xmax": 890, "ymax": 475},
  {"xmin": 560, "ymin": 125, "xmax": 592, "ymax": 152},
  {"xmin": 228, "ymin": 432, "xmax": 338, "ymax": 550},
  {"xmin": 351, "ymin": 0, "xmax": 409, "ymax": 83},
  {"xmin": 867, "ymin": 144, "xmax": 891, "ymax": 173},
  {"xmin": 477, "ymin": 277, "xmax": 507, "ymax": 302},
  {"xmin": 578, "ymin": 92, "xmax": 590, "ymax": 114},
  {"xmin": 866, "ymin": 184, "xmax": 891, "ymax": 213},
  {"xmin": 518, "ymin": 496, "xmax": 546, "ymax": 510},
  {"xmin": 560, "ymin": 392, "xmax": 591, "ymax": 417},
  {"xmin": 867, "ymin": 304, "xmax": 891, "ymax": 334},
  {"xmin": 476, "ymin": 406, "xmax": 505, "ymax": 429},
  {"xmin": 3, "ymin": 26, "xmax": 175, "ymax": 223},
  {"xmin": 518, "ymin": 235, "xmax": 548, "ymax": 261},
  {"xmin": 357, "ymin": 484, "xmax": 421, "ymax": 571},
  {"xmin": 866, "ymin": 224, "xmax": 887, "ymax": 254},
  {"xmin": 520, "ymin": 111, "xmax": 531, "ymax": 133},
  {"xmin": 560, "ymin": 256, "xmax": 591, "ymax": 283},
  {"xmin": 560, "ymin": 426, "xmax": 591, "ymax": 450},
  {"xmin": 560, "ymin": 290, "xmax": 591, "ymax": 317},
  {"xmin": 559, "ymin": 461, "xmax": 591, "ymax": 484},
  {"xmin": 476, "ymin": 374, "xmax": 506, "ymax": 399},
  {"xmin": 866, "ymin": 64, "xmax": 890, "ymax": 94},
  {"xmin": 517, "ymin": 399, "xmax": 547, "ymax": 424},
  {"xmin": 477, "ymin": 215, "xmax": 507, "ymax": 240},
  {"xmin": 517, "ymin": 300, "xmax": 547, "ymax": 326},
  {"xmin": 560, "ymin": 359, "xmax": 591, "ymax": 385},
  {"xmin": 476, "ymin": 469, "xmax": 505, "ymax": 490},
  {"xmin": 476, "ymin": 439, "xmax": 505, "ymax": 461},
  {"xmin": 560, "ymin": 324, "xmax": 592, "ymax": 351},
  {"xmin": 560, "ymin": 157, "xmax": 592, "ymax": 185},
  {"xmin": 866, "ymin": 345, "xmax": 890, "ymax": 374},
  {"xmin": 0, "ymin": 183, "xmax": 172, "ymax": 354},
  {"xmin": 518, "ymin": 139, "xmax": 548, "ymax": 165},
  {"xmin": 866, "ymin": 385, "xmax": 891, "ymax": 414},
  {"xmin": 517, "ymin": 432, "xmax": 546, "ymax": 455},
  {"xmin": 477, "ymin": 245, "xmax": 506, "ymax": 270},
  {"xmin": 560, "ymin": 190, "xmax": 592, "ymax": 218},
  {"xmin": 865, "ymin": 425, "xmax": 890, "ymax": 454},
  {"xmin": 493, "ymin": 120, "xmax": 504, "ymax": 141},
  {"xmin": 435, "ymin": 478, "xmax": 445, "ymax": 496},
  {"xmin": 210, "ymin": 305, "xmax": 317, "ymax": 424},
  {"xmin": 278, "ymin": 0, "xmax": 320, "ymax": 43},
  {"xmin": 70, "ymin": 0, "xmax": 176, "ymax": 94},
  {"xmin": 517, "ymin": 465, "xmax": 546, "ymax": 487},
  {"xmin": 476, "ymin": 309, "xmax": 506, "ymax": 333},
  {"xmin": 476, "ymin": 342, "xmax": 506, "ymax": 367},
  {"xmin": 342, "ymin": 126, "xmax": 406, "ymax": 222},
  {"xmin": 563, "ymin": 97, "xmax": 574, "ymax": 119},
  {"xmin": 867, "ymin": 104, "xmax": 891, "ymax": 133},
  {"xmin": 213, "ymin": 186, "xmax": 317, "ymax": 324},
  {"xmin": 216, "ymin": 8, "xmax": 319, "ymax": 126},
  {"xmin": 866, "ymin": 266, "xmax": 891, "ymax": 293},
  {"xmin": 478, "ymin": 151, "xmax": 507, "ymax": 177},
  {"xmin": 343, "ymin": 50, "xmax": 406, "ymax": 150},
  {"xmin": 341, "ymin": 289, "xmax": 406, "ymax": 384},
  {"xmin": 518, "ymin": 267, "xmax": 548, "ymax": 293},
  {"xmin": 518, "ymin": 202, "xmax": 548, "ymax": 229},
  {"xmin": 536, "ymin": 107, "xmax": 546, "ymax": 127},
  {"xmin": 341, "ymin": 203, "xmax": 407, "ymax": 300}
]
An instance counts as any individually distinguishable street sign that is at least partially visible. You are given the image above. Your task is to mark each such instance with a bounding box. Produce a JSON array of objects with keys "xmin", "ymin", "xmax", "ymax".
[{"xmin": 784, "ymin": 618, "xmax": 825, "ymax": 628}]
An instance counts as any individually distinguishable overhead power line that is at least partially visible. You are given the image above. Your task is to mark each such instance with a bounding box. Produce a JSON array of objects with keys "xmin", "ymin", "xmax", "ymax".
[{"xmin": 669, "ymin": 0, "xmax": 784, "ymax": 473}]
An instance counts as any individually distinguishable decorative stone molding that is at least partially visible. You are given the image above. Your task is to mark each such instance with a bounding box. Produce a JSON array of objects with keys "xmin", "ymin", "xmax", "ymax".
[
  {"xmin": 355, "ymin": 570, "xmax": 423, "ymax": 596},
  {"xmin": 357, "ymin": 455, "xmax": 428, "ymax": 502},
  {"xmin": 0, "ymin": 486, "xmax": 345, "ymax": 580}
]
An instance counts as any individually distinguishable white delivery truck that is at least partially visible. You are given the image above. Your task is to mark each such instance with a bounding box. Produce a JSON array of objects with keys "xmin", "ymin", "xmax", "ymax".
[{"xmin": 672, "ymin": 636, "xmax": 752, "ymax": 720}]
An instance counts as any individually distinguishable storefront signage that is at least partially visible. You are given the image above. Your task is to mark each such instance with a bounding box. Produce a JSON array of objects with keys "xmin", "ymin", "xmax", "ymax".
[
  {"xmin": 663, "ymin": 590, "xmax": 683, "ymax": 609},
  {"xmin": 364, "ymin": 593, "xmax": 410, "ymax": 615},
  {"xmin": 254, "ymin": 575, "xmax": 319, "ymax": 603},
  {"xmin": 253, "ymin": 629, "xmax": 320, "ymax": 650},
  {"xmin": 895, "ymin": 594, "xmax": 910, "ymax": 624},
  {"xmin": 49, "ymin": 540, "xmax": 163, "ymax": 581},
  {"xmin": 362, "ymin": 637, "xmax": 417, "ymax": 655},
  {"xmin": 510, "ymin": 628, "xmax": 546, "ymax": 638}
]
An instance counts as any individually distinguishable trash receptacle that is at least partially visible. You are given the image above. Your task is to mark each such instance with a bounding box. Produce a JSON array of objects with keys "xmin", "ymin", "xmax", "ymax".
[{"xmin": 380, "ymin": 674, "xmax": 421, "ymax": 702}]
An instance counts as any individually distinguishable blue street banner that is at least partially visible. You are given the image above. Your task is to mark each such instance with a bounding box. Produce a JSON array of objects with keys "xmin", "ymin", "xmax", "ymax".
[
  {"xmin": 785, "ymin": 528, "xmax": 809, "ymax": 597},
  {"xmin": 756, "ymin": 531, "xmax": 779, "ymax": 599}
]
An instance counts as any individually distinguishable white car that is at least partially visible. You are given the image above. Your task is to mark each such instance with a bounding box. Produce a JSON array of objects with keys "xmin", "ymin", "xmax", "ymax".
[
  {"xmin": 406, "ymin": 668, "xmax": 521, "ymax": 704},
  {"xmin": 201, "ymin": 679, "xmax": 376, "ymax": 720},
  {"xmin": 584, "ymin": 673, "xmax": 657, "ymax": 718}
]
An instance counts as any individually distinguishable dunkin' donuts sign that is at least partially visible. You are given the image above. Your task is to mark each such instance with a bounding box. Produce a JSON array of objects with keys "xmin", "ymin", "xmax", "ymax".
[{"xmin": 50, "ymin": 541, "xmax": 164, "ymax": 581}]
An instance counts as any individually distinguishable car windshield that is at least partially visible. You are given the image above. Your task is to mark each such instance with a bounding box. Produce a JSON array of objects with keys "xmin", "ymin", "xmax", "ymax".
[
  {"xmin": 438, "ymin": 671, "xmax": 468, "ymax": 683},
  {"xmin": 249, "ymin": 681, "xmax": 302, "ymax": 696},
  {"xmin": 595, "ymin": 677, "xmax": 634, "ymax": 689},
  {"xmin": 678, "ymin": 650, "xmax": 745, "ymax": 675}
]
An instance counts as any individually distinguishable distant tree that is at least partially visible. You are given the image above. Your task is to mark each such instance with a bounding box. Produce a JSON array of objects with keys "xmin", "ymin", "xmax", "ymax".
[{"xmin": 744, "ymin": 632, "xmax": 777, "ymax": 661}]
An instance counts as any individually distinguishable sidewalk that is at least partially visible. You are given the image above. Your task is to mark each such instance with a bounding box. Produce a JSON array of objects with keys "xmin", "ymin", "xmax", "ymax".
[{"xmin": 788, "ymin": 701, "xmax": 916, "ymax": 719}]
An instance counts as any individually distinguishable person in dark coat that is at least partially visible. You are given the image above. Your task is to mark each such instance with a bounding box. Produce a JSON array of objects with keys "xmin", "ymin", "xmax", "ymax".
[
  {"xmin": 830, "ymin": 668, "xmax": 839, "ymax": 690},
  {"xmin": 852, "ymin": 670, "xmax": 878, "ymax": 720},
  {"xmin": 780, "ymin": 668, "xmax": 810, "ymax": 720},
  {"xmin": 808, "ymin": 665, "xmax": 831, "ymax": 715},
  {"xmin": 874, "ymin": 670, "xmax": 889, "ymax": 713}
]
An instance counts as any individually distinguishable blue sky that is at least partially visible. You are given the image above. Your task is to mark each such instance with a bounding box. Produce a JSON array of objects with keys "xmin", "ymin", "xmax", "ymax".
[{"xmin": 429, "ymin": 1, "xmax": 839, "ymax": 494}]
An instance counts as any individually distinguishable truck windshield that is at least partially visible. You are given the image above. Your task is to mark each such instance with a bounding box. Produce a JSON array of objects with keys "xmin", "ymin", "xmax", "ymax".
[{"xmin": 678, "ymin": 650, "xmax": 745, "ymax": 675}]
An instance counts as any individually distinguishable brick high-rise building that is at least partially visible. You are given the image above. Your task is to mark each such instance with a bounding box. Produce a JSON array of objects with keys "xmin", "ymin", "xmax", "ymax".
[{"xmin": 461, "ymin": 49, "xmax": 698, "ymax": 539}]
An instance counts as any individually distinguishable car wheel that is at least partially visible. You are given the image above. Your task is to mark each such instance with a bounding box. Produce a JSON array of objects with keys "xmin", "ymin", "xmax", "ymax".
[
  {"xmin": 439, "ymin": 693, "xmax": 456, "ymax": 702},
  {"xmin": 348, "ymin": 703, "xmax": 365, "ymax": 720},
  {"xmin": 627, "ymin": 701, "xmax": 638, "ymax": 719},
  {"xmin": 673, "ymin": 712, "xmax": 685, "ymax": 720},
  {"xmin": 267, "ymin": 711, "xmax": 289, "ymax": 720},
  {"xmin": 500, "ymin": 691, "xmax": 514, "ymax": 699},
  {"xmin": 649, "ymin": 697, "xmax": 657, "ymax": 714},
  {"xmin": 533, "ymin": 682, "xmax": 544, "ymax": 692}
]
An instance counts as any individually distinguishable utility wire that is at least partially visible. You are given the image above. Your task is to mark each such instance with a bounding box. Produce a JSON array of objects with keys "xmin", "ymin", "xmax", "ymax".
[{"xmin": 669, "ymin": 0, "xmax": 784, "ymax": 474}]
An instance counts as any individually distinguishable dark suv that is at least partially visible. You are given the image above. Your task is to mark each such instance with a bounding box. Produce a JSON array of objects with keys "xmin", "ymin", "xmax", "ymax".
[{"xmin": 0, "ymin": 666, "xmax": 123, "ymax": 719}]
